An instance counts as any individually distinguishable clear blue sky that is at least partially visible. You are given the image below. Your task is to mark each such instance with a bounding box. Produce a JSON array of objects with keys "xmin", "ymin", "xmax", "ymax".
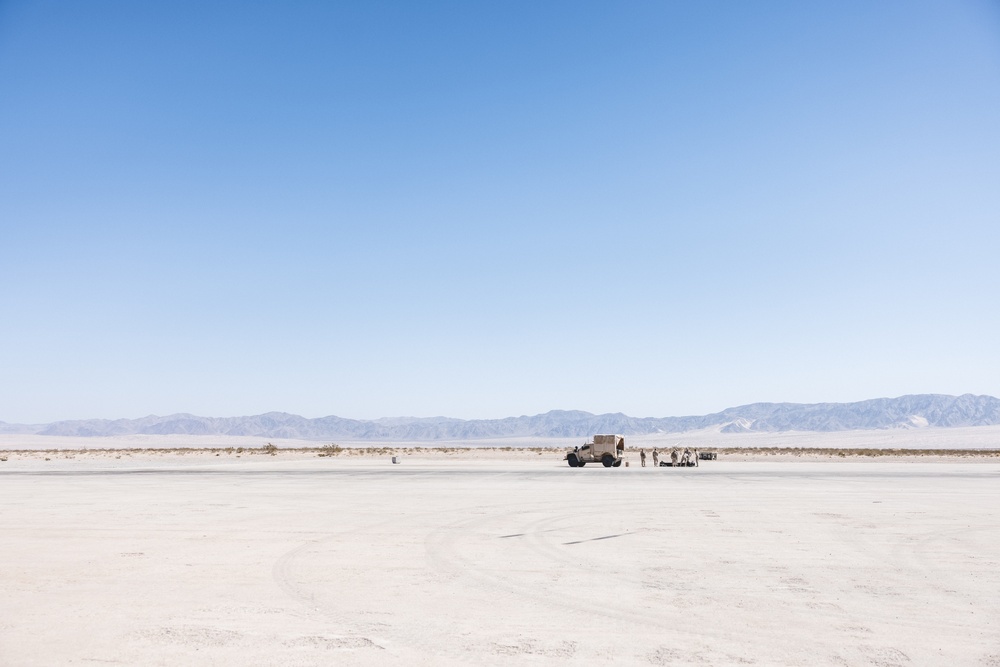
[{"xmin": 2, "ymin": 1, "xmax": 999, "ymax": 423}]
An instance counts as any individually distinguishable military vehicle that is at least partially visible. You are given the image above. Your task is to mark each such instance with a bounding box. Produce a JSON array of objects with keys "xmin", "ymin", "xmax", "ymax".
[{"xmin": 566, "ymin": 434, "xmax": 624, "ymax": 468}]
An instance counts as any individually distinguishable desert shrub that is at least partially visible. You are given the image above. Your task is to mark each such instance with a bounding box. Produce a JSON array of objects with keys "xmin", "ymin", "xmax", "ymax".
[
  {"xmin": 319, "ymin": 443, "xmax": 343, "ymax": 457},
  {"xmin": 261, "ymin": 443, "xmax": 278, "ymax": 456}
]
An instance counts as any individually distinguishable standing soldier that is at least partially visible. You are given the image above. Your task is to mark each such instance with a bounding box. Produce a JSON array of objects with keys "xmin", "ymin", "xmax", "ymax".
[
  {"xmin": 640, "ymin": 449, "xmax": 647, "ymax": 467},
  {"xmin": 670, "ymin": 449, "xmax": 679, "ymax": 466},
  {"xmin": 652, "ymin": 449, "xmax": 659, "ymax": 466}
]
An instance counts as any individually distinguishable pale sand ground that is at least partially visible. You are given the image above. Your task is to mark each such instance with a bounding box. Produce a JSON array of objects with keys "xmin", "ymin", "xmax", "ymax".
[{"xmin": 1, "ymin": 452, "xmax": 999, "ymax": 666}]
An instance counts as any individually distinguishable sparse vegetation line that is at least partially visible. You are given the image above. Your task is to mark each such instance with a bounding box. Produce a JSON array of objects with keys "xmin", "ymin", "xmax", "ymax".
[{"xmin": 0, "ymin": 445, "xmax": 998, "ymax": 459}]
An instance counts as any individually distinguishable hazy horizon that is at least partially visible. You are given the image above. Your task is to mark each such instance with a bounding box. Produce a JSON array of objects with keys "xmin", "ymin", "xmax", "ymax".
[{"xmin": 3, "ymin": 391, "xmax": 998, "ymax": 427}]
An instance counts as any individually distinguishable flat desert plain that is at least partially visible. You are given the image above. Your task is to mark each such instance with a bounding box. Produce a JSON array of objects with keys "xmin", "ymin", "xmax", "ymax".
[{"xmin": 1, "ymin": 451, "xmax": 999, "ymax": 666}]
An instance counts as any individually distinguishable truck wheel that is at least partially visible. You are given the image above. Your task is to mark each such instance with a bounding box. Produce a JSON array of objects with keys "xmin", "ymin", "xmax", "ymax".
[
  {"xmin": 601, "ymin": 454, "xmax": 614, "ymax": 467},
  {"xmin": 612, "ymin": 459, "xmax": 622, "ymax": 467},
  {"xmin": 578, "ymin": 461, "xmax": 586, "ymax": 467},
  {"xmin": 567, "ymin": 453, "xmax": 579, "ymax": 468}
]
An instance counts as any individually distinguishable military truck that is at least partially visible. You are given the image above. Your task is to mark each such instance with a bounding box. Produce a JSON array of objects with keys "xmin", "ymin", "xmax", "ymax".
[{"xmin": 566, "ymin": 435, "xmax": 625, "ymax": 468}]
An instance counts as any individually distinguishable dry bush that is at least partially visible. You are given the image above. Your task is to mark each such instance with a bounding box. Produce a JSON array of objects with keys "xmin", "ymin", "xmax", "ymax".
[{"xmin": 318, "ymin": 443, "xmax": 343, "ymax": 457}]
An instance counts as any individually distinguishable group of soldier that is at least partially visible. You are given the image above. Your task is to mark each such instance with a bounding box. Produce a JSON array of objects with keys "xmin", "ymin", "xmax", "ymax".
[{"xmin": 638, "ymin": 447, "xmax": 698, "ymax": 467}]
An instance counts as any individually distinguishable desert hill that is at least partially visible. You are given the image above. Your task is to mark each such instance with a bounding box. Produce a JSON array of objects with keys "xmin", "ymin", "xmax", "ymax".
[{"xmin": 2, "ymin": 394, "xmax": 998, "ymax": 440}]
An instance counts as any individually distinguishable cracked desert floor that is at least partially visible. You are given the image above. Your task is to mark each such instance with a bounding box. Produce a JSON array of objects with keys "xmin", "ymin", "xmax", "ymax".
[{"xmin": 1, "ymin": 455, "xmax": 998, "ymax": 666}]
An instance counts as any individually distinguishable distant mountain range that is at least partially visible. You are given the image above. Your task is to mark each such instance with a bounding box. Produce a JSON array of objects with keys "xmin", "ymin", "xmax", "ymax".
[{"xmin": 2, "ymin": 394, "xmax": 999, "ymax": 440}]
